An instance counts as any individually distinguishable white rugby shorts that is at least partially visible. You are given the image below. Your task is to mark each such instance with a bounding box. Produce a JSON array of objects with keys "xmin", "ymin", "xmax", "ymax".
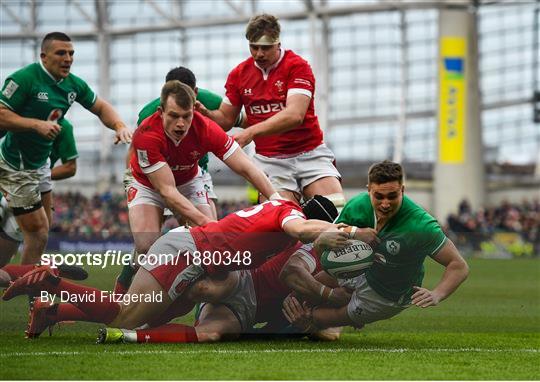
[
  {"xmin": 338, "ymin": 273, "xmax": 410, "ymax": 328},
  {"xmin": 253, "ymin": 143, "xmax": 341, "ymax": 195},
  {"xmin": 126, "ymin": 174, "xmax": 209, "ymax": 210}
]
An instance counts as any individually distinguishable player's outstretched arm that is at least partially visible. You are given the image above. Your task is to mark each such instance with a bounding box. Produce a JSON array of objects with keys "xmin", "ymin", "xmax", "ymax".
[
  {"xmin": 196, "ymin": 101, "xmax": 240, "ymax": 132},
  {"xmin": 0, "ymin": 105, "xmax": 60, "ymax": 139},
  {"xmin": 283, "ymin": 295, "xmax": 355, "ymax": 332},
  {"xmin": 283, "ymin": 219, "xmax": 348, "ymax": 244},
  {"xmin": 89, "ymin": 97, "xmax": 132, "ymax": 144},
  {"xmin": 51, "ymin": 159, "xmax": 76, "ymax": 180},
  {"xmin": 411, "ymin": 239, "xmax": 469, "ymax": 308},
  {"xmin": 222, "ymin": 148, "xmax": 276, "ymax": 200},
  {"xmin": 146, "ymin": 164, "xmax": 213, "ymax": 227},
  {"xmin": 233, "ymin": 94, "xmax": 309, "ymax": 147},
  {"xmin": 280, "ymin": 252, "xmax": 350, "ymax": 307}
]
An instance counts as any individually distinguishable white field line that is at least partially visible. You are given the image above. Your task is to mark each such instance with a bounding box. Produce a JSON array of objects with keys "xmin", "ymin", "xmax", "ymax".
[{"xmin": 0, "ymin": 347, "xmax": 538, "ymax": 357}]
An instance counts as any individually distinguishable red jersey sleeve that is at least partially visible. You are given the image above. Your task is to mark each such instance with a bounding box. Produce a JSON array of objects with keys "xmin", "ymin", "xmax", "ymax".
[
  {"xmin": 224, "ymin": 66, "xmax": 242, "ymax": 107},
  {"xmin": 287, "ymin": 58, "xmax": 315, "ymax": 98},
  {"xmin": 276, "ymin": 204, "xmax": 306, "ymax": 229},
  {"xmin": 293, "ymin": 243, "xmax": 320, "ymax": 274},
  {"xmin": 132, "ymin": 128, "xmax": 166, "ymax": 174},
  {"xmin": 200, "ymin": 116, "xmax": 239, "ymax": 160}
]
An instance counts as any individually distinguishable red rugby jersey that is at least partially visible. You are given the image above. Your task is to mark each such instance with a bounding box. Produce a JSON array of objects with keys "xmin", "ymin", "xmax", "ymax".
[
  {"xmin": 190, "ymin": 200, "xmax": 305, "ymax": 274},
  {"xmin": 224, "ymin": 49, "xmax": 323, "ymax": 157},
  {"xmin": 251, "ymin": 243, "xmax": 322, "ymax": 324},
  {"xmin": 130, "ymin": 111, "xmax": 238, "ymax": 189}
]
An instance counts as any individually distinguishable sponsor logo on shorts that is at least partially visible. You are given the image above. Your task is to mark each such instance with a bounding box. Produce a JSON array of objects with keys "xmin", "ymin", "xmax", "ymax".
[
  {"xmin": 67, "ymin": 92, "xmax": 77, "ymax": 105},
  {"xmin": 244, "ymin": 88, "xmax": 252, "ymax": 95},
  {"xmin": 248, "ymin": 102, "xmax": 285, "ymax": 115},
  {"xmin": 2, "ymin": 80, "xmax": 19, "ymax": 99},
  {"xmin": 127, "ymin": 186, "xmax": 138, "ymax": 203}
]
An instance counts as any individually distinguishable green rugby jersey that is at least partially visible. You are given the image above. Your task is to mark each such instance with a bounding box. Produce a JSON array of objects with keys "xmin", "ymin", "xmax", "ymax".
[
  {"xmin": 336, "ymin": 193, "xmax": 447, "ymax": 303},
  {"xmin": 0, "ymin": 62, "xmax": 96, "ymax": 169},
  {"xmin": 137, "ymin": 88, "xmax": 223, "ymax": 172},
  {"xmin": 50, "ymin": 118, "xmax": 78, "ymax": 167}
]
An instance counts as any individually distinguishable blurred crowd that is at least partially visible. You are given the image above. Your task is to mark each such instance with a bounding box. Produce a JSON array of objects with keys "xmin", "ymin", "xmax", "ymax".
[
  {"xmin": 50, "ymin": 191, "xmax": 251, "ymax": 238},
  {"xmin": 446, "ymin": 199, "xmax": 540, "ymax": 257},
  {"xmin": 51, "ymin": 191, "xmax": 130, "ymax": 239},
  {"xmin": 50, "ymin": 191, "xmax": 539, "ymax": 257}
]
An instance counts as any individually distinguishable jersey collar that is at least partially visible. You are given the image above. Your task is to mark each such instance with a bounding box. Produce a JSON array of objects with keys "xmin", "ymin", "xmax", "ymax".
[
  {"xmin": 39, "ymin": 60, "xmax": 64, "ymax": 84},
  {"xmin": 164, "ymin": 130, "xmax": 182, "ymax": 147},
  {"xmin": 254, "ymin": 48, "xmax": 285, "ymax": 80}
]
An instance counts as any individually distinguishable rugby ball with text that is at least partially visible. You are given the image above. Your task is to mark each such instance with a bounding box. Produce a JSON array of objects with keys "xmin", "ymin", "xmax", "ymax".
[{"xmin": 321, "ymin": 240, "xmax": 374, "ymax": 279}]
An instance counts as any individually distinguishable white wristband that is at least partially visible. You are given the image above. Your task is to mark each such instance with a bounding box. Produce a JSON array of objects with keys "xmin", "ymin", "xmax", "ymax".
[{"xmin": 348, "ymin": 226, "xmax": 357, "ymax": 239}]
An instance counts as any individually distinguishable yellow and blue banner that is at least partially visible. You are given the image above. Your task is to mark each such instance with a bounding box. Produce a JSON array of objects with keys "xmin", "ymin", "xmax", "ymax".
[{"xmin": 439, "ymin": 37, "xmax": 467, "ymax": 164}]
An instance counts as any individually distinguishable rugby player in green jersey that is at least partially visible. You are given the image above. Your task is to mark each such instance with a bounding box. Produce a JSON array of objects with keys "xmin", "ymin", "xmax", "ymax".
[
  {"xmin": 283, "ymin": 160, "xmax": 469, "ymax": 331},
  {"xmin": 0, "ymin": 120, "xmax": 86, "ymax": 285},
  {"xmin": 0, "ymin": 32, "xmax": 131, "ymax": 265}
]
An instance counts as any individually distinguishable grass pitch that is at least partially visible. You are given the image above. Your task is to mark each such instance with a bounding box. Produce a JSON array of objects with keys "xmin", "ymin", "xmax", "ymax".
[{"xmin": 1, "ymin": 258, "xmax": 539, "ymax": 380}]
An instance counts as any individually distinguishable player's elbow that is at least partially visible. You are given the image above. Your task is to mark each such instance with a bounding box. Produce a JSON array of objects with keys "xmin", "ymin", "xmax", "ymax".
[
  {"xmin": 449, "ymin": 256, "xmax": 470, "ymax": 282},
  {"xmin": 459, "ymin": 258, "xmax": 470, "ymax": 280},
  {"xmin": 157, "ymin": 186, "xmax": 177, "ymax": 203},
  {"xmin": 66, "ymin": 161, "xmax": 77, "ymax": 178},
  {"xmin": 287, "ymin": 111, "xmax": 305, "ymax": 127}
]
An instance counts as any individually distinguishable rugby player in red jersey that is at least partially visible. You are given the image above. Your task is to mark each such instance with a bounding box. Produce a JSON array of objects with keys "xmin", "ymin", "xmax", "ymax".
[
  {"xmin": 97, "ymin": 239, "xmax": 350, "ymax": 344},
  {"xmin": 3, "ymin": 196, "xmax": 349, "ymax": 338},
  {"xmin": 197, "ymin": 14, "xmax": 346, "ymax": 211},
  {"xmin": 127, "ymin": 80, "xmax": 276, "ymax": 269}
]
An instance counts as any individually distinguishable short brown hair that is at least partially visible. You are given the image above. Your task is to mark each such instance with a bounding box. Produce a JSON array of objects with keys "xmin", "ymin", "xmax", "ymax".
[
  {"xmin": 41, "ymin": 32, "xmax": 71, "ymax": 52},
  {"xmin": 160, "ymin": 80, "xmax": 196, "ymax": 110},
  {"xmin": 368, "ymin": 160, "xmax": 404, "ymax": 185},
  {"xmin": 245, "ymin": 14, "xmax": 280, "ymax": 43}
]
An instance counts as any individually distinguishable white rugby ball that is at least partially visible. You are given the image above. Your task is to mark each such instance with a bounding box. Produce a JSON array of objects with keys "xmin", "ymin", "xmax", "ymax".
[{"xmin": 321, "ymin": 239, "xmax": 374, "ymax": 279}]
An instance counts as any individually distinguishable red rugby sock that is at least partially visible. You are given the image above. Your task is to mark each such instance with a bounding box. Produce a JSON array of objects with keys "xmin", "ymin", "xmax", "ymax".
[
  {"xmin": 55, "ymin": 303, "xmax": 90, "ymax": 322},
  {"xmin": 46, "ymin": 279, "xmax": 120, "ymax": 324},
  {"xmin": 2, "ymin": 264, "xmax": 35, "ymax": 280},
  {"xmin": 135, "ymin": 323, "xmax": 198, "ymax": 343}
]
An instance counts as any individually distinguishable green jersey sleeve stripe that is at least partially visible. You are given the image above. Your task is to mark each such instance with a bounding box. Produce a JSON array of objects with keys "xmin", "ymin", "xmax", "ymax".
[
  {"xmin": 429, "ymin": 236, "xmax": 448, "ymax": 257},
  {"xmin": 62, "ymin": 154, "xmax": 79, "ymax": 162},
  {"xmin": 0, "ymin": 99, "xmax": 14, "ymax": 110}
]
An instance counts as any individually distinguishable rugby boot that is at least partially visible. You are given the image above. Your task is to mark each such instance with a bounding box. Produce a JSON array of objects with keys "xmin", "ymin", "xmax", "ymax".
[
  {"xmin": 3, "ymin": 265, "xmax": 60, "ymax": 301},
  {"xmin": 97, "ymin": 327, "xmax": 136, "ymax": 344},
  {"xmin": 25, "ymin": 297, "xmax": 57, "ymax": 339},
  {"xmin": 56, "ymin": 264, "xmax": 88, "ymax": 281}
]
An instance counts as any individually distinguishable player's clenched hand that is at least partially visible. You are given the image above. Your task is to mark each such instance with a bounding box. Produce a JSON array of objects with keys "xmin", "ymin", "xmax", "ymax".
[
  {"xmin": 114, "ymin": 125, "xmax": 132, "ymax": 144},
  {"xmin": 411, "ymin": 286, "xmax": 441, "ymax": 308},
  {"xmin": 233, "ymin": 128, "xmax": 254, "ymax": 148},
  {"xmin": 282, "ymin": 295, "xmax": 314, "ymax": 332},
  {"xmin": 315, "ymin": 227, "xmax": 349, "ymax": 250},
  {"xmin": 355, "ymin": 228, "xmax": 380, "ymax": 247},
  {"xmin": 194, "ymin": 101, "xmax": 209, "ymax": 117},
  {"xmin": 328, "ymin": 287, "xmax": 352, "ymax": 307},
  {"xmin": 34, "ymin": 120, "xmax": 61, "ymax": 140}
]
